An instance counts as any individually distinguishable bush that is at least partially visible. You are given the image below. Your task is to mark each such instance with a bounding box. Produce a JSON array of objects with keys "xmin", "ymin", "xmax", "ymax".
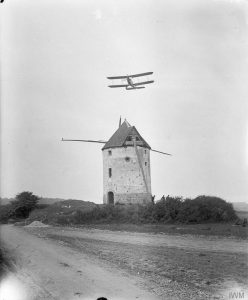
[
  {"xmin": 0, "ymin": 191, "xmax": 40, "ymax": 223},
  {"xmin": 177, "ymin": 196, "xmax": 237, "ymax": 223},
  {"xmin": 152, "ymin": 196, "xmax": 183, "ymax": 222},
  {"xmin": 69, "ymin": 195, "xmax": 237, "ymax": 225},
  {"xmin": 0, "ymin": 204, "xmax": 13, "ymax": 223},
  {"xmin": 55, "ymin": 215, "xmax": 72, "ymax": 225},
  {"xmin": 10, "ymin": 191, "xmax": 40, "ymax": 219},
  {"xmin": 24, "ymin": 194, "xmax": 238, "ymax": 225}
]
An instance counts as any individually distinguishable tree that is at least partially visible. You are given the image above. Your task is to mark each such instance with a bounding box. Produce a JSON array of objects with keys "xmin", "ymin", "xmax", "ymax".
[
  {"xmin": 0, "ymin": 204, "xmax": 13, "ymax": 223},
  {"xmin": 177, "ymin": 195, "xmax": 237, "ymax": 223},
  {"xmin": 10, "ymin": 191, "xmax": 40, "ymax": 219}
]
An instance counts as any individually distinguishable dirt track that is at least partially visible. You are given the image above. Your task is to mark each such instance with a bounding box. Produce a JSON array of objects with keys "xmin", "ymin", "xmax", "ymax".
[{"xmin": 0, "ymin": 225, "xmax": 248, "ymax": 300}]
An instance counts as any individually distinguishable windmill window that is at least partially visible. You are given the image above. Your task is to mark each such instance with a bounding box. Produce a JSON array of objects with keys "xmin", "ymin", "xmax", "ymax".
[
  {"xmin": 125, "ymin": 156, "xmax": 130, "ymax": 162},
  {"xmin": 145, "ymin": 162, "xmax": 147, "ymax": 166},
  {"xmin": 108, "ymin": 150, "xmax": 112, "ymax": 156},
  {"xmin": 136, "ymin": 137, "xmax": 140, "ymax": 141},
  {"xmin": 126, "ymin": 136, "xmax": 132, "ymax": 142},
  {"xmin": 108, "ymin": 168, "xmax": 112, "ymax": 178},
  {"xmin": 144, "ymin": 150, "xmax": 147, "ymax": 154}
]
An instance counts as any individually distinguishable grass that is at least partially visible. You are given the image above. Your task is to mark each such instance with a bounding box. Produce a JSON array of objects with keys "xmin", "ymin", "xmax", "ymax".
[
  {"xmin": 0, "ymin": 245, "xmax": 15, "ymax": 280},
  {"xmin": 236, "ymin": 211, "xmax": 248, "ymax": 220},
  {"xmin": 75, "ymin": 222, "xmax": 248, "ymax": 239},
  {"xmin": 28, "ymin": 199, "xmax": 96, "ymax": 224},
  {"xmin": 45, "ymin": 232, "xmax": 248, "ymax": 299}
]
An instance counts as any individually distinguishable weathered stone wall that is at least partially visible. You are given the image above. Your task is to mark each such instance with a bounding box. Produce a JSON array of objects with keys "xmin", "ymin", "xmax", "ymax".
[
  {"xmin": 102, "ymin": 146, "xmax": 152, "ymax": 204},
  {"xmin": 103, "ymin": 193, "xmax": 152, "ymax": 204}
]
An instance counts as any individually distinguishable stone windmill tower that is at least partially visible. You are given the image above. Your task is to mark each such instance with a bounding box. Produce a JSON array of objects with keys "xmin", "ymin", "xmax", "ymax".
[
  {"xmin": 62, "ymin": 119, "xmax": 171, "ymax": 205},
  {"xmin": 102, "ymin": 119, "xmax": 152, "ymax": 205}
]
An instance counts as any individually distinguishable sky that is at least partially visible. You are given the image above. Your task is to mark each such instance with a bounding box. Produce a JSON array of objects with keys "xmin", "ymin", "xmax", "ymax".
[{"xmin": 1, "ymin": 0, "xmax": 248, "ymax": 203}]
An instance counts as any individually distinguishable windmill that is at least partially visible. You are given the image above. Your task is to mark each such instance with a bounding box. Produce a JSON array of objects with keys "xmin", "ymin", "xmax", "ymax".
[{"xmin": 62, "ymin": 118, "xmax": 171, "ymax": 205}]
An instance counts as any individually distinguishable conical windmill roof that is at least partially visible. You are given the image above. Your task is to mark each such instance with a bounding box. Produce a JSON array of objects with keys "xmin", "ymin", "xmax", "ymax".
[{"xmin": 102, "ymin": 120, "xmax": 151, "ymax": 150}]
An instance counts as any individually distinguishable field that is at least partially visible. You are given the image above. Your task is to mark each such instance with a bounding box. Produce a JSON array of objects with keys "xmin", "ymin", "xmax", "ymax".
[
  {"xmin": 74, "ymin": 222, "xmax": 248, "ymax": 239},
  {"xmin": 1, "ymin": 201, "xmax": 248, "ymax": 299},
  {"xmin": 236, "ymin": 210, "xmax": 248, "ymax": 221},
  {"xmin": 1, "ymin": 224, "xmax": 247, "ymax": 300}
]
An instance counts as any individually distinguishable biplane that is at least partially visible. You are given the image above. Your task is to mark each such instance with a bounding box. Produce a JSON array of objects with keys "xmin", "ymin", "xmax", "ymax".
[{"xmin": 107, "ymin": 72, "xmax": 154, "ymax": 90}]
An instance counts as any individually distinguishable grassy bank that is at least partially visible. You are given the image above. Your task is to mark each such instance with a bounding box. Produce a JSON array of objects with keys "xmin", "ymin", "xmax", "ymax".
[
  {"xmin": 28, "ymin": 196, "xmax": 238, "ymax": 226},
  {"xmin": 71, "ymin": 222, "xmax": 247, "ymax": 239},
  {"xmin": 0, "ymin": 245, "xmax": 15, "ymax": 280}
]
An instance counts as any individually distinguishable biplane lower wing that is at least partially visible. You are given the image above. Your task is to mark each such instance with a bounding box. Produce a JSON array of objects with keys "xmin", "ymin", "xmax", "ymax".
[
  {"xmin": 133, "ymin": 80, "xmax": 154, "ymax": 86},
  {"xmin": 126, "ymin": 86, "xmax": 145, "ymax": 90},
  {"xmin": 108, "ymin": 84, "xmax": 128, "ymax": 88}
]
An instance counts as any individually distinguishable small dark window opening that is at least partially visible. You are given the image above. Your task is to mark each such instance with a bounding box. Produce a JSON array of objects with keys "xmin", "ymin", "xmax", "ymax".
[
  {"xmin": 108, "ymin": 150, "xmax": 112, "ymax": 156},
  {"xmin": 125, "ymin": 156, "xmax": 130, "ymax": 162},
  {"xmin": 136, "ymin": 136, "xmax": 140, "ymax": 141},
  {"xmin": 126, "ymin": 136, "xmax": 132, "ymax": 141},
  {"xmin": 145, "ymin": 162, "xmax": 147, "ymax": 166},
  {"xmin": 108, "ymin": 168, "xmax": 112, "ymax": 178},
  {"xmin": 144, "ymin": 150, "xmax": 147, "ymax": 154}
]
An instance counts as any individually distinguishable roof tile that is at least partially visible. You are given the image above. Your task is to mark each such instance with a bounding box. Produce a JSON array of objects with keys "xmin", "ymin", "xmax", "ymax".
[{"xmin": 102, "ymin": 120, "xmax": 151, "ymax": 150}]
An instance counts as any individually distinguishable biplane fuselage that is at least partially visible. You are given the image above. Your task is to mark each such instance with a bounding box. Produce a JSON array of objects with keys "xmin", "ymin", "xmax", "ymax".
[{"xmin": 125, "ymin": 76, "xmax": 144, "ymax": 90}]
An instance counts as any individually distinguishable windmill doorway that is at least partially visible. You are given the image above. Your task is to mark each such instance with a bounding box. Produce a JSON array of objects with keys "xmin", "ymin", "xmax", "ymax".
[{"xmin": 107, "ymin": 191, "xmax": 114, "ymax": 204}]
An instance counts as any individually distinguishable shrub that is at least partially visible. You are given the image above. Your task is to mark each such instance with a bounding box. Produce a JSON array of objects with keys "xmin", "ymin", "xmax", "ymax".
[
  {"xmin": 25, "ymin": 194, "xmax": 238, "ymax": 225},
  {"xmin": 0, "ymin": 191, "xmax": 40, "ymax": 223},
  {"xmin": 71, "ymin": 195, "xmax": 237, "ymax": 225},
  {"xmin": 0, "ymin": 204, "xmax": 13, "ymax": 223},
  {"xmin": 177, "ymin": 196, "xmax": 237, "ymax": 223},
  {"xmin": 10, "ymin": 191, "xmax": 40, "ymax": 219},
  {"xmin": 152, "ymin": 196, "xmax": 183, "ymax": 222},
  {"xmin": 55, "ymin": 215, "xmax": 71, "ymax": 225}
]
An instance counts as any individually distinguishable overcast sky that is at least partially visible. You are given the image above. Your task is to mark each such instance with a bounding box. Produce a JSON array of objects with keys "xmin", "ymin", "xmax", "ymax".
[{"xmin": 1, "ymin": 0, "xmax": 248, "ymax": 203}]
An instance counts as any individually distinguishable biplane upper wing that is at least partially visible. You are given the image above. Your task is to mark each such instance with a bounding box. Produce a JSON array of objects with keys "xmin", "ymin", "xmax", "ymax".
[
  {"xmin": 107, "ymin": 72, "xmax": 153, "ymax": 80},
  {"xmin": 108, "ymin": 84, "xmax": 128, "ymax": 88},
  {"xmin": 133, "ymin": 80, "xmax": 154, "ymax": 86},
  {"xmin": 107, "ymin": 76, "xmax": 128, "ymax": 80},
  {"xmin": 130, "ymin": 72, "xmax": 153, "ymax": 78}
]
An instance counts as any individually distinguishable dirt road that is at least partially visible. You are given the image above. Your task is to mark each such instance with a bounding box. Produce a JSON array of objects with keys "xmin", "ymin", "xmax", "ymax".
[
  {"xmin": 0, "ymin": 225, "xmax": 159, "ymax": 300},
  {"xmin": 1, "ymin": 225, "xmax": 248, "ymax": 300}
]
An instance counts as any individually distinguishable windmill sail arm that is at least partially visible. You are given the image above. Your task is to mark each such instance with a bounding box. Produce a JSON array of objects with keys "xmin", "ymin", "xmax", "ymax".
[
  {"xmin": 61, "ymin": 138, "xmax": 107, "ymax": 144},
  {"xmin": 151, "ymin": 149, "xmax": 172, "ymax": 156},
  {"xmin": 134, "ymin": 140, "xmax": 149, "ymax": 193}
]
